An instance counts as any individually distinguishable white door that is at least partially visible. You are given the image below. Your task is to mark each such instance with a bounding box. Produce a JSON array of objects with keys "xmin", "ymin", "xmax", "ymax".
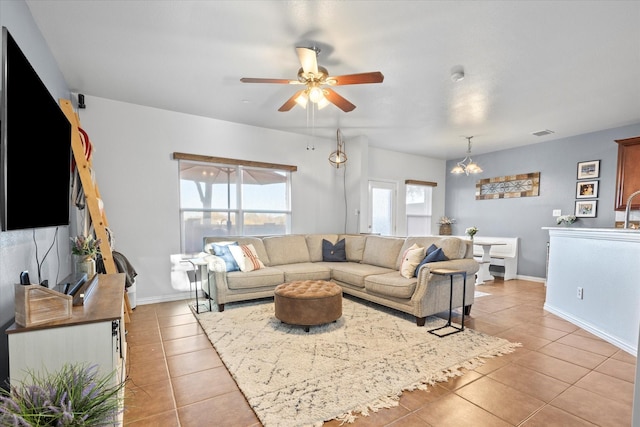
[{"xmin": 368, "ymin": 181, "xmax": 396, "ymax": 235}]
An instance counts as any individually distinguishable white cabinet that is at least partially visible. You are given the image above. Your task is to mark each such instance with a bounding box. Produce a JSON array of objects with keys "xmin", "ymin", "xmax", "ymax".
[{"xmin": 6, "ymin": 273, "xmax": 127, "ymax": 389}]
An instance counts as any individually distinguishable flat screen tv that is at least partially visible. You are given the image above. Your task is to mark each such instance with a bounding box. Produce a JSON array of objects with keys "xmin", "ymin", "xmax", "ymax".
[{"xmin": 1, "ymin": 27, "xmax": 72, "ymax": 231}]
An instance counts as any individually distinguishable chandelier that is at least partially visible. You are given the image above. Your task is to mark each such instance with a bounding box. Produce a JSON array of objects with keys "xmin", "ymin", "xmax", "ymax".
[
  {"xmin": 329, "ymin": 129, "xmax": 347, "ymax": 168},
  {"xmin": 451, "ymin": 136, "xmax": 483, "ymax": 175}
]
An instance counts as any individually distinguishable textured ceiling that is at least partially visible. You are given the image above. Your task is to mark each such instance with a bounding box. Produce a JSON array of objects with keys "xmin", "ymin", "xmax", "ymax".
[{"xmin": 25, "ymin": 0, "xmax": 640, "ymax": 160}]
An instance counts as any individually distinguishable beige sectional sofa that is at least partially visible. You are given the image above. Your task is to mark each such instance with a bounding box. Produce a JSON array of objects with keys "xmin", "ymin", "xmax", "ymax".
[{"xmin": 201, "ymin": 234, "xmax": 479, "ymax": 326}]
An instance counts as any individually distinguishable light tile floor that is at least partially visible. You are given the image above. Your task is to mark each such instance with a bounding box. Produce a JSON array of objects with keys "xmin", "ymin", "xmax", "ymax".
[{"xmin": 123, "ymin": 279, "xmax": 636, "ymax": 426}]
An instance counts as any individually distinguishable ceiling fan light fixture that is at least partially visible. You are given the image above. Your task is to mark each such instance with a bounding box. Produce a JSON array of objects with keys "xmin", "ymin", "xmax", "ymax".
[
  {"xmin": 294, "ymin": 91, "xmax": 308, "ymax": 108},
  {"xmin": 308, "ymin": 86, "xmax": 324, "ymax": 103},
  {"xmin": 316, "ymin": 95, "xmax": 330, "ymax": 110}
]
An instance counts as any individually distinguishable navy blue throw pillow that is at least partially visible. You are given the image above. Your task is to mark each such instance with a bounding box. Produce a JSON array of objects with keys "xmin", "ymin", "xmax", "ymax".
[
  {"xmin": 414, "ymin": 246, "xmax": 448, "ymax": 277},
  {"xmin": 211, "ymin": 242, "xmax": 240, "ymax": 272},
  {"xmin": 322, "ymin": 238, "xmax": 347, "ymax": 262}
]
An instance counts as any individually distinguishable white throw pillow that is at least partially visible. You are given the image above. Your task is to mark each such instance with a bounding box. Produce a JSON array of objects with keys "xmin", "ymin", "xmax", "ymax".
[
  {"xmin": 400, "ymin": 243, "xmax": 426, "ymax": 279},
  {"xmin": 229, "ymin": 244, "xmax": 265, "ymax": 272}
]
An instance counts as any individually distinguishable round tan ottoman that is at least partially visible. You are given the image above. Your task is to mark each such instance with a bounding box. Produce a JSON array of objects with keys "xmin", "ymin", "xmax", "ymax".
[{"xmin": 274, "ymin": 280, "xmax": 342, "ymax": 332}]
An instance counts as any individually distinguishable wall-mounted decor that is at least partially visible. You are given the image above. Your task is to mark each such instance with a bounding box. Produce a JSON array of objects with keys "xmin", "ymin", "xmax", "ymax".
[
  {"xmin": 577, "ymin": 160, "xmax": 600, "ymax": 180},
  {"xmin": 475, "ymin": 172, "xmax": 540, "ymax": 200},
  {"xmin": 575, "ymin": 200, "xmax": 597, "ymax": 217},
  {"xmin": 576, "ymin": 180, "xmax": 598, "ymax": 198}
]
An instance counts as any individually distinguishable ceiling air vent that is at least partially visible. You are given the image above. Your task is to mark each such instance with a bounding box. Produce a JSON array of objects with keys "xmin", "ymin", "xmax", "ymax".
[{"xmin": 532, "ymin": 129, "xmax": 555, "ymax": 137}]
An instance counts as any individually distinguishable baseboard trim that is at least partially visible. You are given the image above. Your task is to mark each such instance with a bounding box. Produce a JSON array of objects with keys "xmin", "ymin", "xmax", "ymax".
[
  {"xmin": 515, "ymin": 274, "xmax": 546, "ymax": 283},
  {"xmin": 544, "ymin": 303, "xmax": 636, "ymax": 355},
  {"xmin": 136, "ymin": 291, "xmax": 192, "ymax": 306}
]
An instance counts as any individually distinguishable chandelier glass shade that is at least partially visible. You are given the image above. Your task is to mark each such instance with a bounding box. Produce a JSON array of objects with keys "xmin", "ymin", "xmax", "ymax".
[{"xmin": 451, "ymin": 136, "xmax": 483, "ymax": 175}]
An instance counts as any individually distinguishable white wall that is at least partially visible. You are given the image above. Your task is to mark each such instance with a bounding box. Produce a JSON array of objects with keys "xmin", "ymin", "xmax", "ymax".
[
  {"xmin": 78, "ymin": 95, "xmax": 448, "ymax": 304},
  {"xmin": 544, "ymin": 227, "xmax": 640, "ymax": 354},
  {"xmin": 368, "ymin": 146, "xmax": 446, "ymax": 236}
]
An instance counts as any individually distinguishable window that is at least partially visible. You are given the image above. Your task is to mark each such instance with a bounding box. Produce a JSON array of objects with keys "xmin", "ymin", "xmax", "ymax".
[
  {"xmin": 406, "ymin": 180, "xmax": 435, "ymax": 236},
  {"xmin": 174, "ymin": 153, "xmax": 294, "ymax": 253}
]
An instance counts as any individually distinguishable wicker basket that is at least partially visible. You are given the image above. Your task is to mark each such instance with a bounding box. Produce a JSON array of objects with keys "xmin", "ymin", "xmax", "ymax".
[{"xmin": 439, "ymin": 224, "xmax": 452, "ymax": 235}]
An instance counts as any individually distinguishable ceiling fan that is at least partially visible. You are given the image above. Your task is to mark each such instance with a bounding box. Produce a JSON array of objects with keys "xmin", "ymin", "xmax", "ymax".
[{"xmin": 240, "ymin": 47, "xmax": 384, "ymax": 113}]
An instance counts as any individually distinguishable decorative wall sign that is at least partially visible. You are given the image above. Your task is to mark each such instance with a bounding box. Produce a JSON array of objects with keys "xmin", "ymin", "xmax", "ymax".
[
  {"xmin": 576, "ymin": 180, "xmax": 598, "ymax": 198},
  {"xmin": 577, "ymin": 160, "xmax": 600, "ymax": 179},
  {"xmin": 476, "ymin": 172, "xmax": 540, "ymax": 200},
  {"xmin": 575, "ymin": 200, "xmax": 597, "ymax": 217}
]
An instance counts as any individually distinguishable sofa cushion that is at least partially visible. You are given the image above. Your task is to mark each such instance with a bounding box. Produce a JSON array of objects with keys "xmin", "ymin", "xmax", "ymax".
[
  {"xmin": 414, "ymin": 247, "xmax": 448, "ymax": 277},
  {"xmin": 208, "ymin": 242, "xmax": 240, "ymax": 272},
  {"xmin": 339, "ymin": 235, "xmax": 367, "ymax": 263},
  {"xmin": 229, "ymin": 244, "xmax": 265, "ymax": 272},
  {"xmin": 364, "ymin": 272, "xmax": 417, "ymax": 299},
  {"xmin": 435, "ymin": 237, "xmax": 467, "ymax": 260},
  {"xmin": 330, "ymin": 262, "xmax": 395, "ymax": 288},
  {"xmin": 306, "ymin": 234, "xmax": 339, "ymax": 262},
  {"xmin": 399, "ymin": 244, "xmax": 426, "ymax": 278},
  {"xmin": 263, "ymin": 235, "xmax": 311, "ymax": 266},
  {"xmin": 204, "ymin": 236, "xmax": 270, "ymax": 266},
  {"xmin": 226, "ymin": 267, "xmax": 285, "ymax": 290},
  {"xmin": 322, "ymin": 238, "xmax": 347, "ymax": 262},
  {"xmin": 396, "ymin": 237, "xmax": 442, "ymax": 269},
  {"xmin": 276, "ymin": 262, "xmax": 332, "ymax": 282},
  {"xmin": 361, "ymin": 236, "xmax": 405, "ymax": 269}
]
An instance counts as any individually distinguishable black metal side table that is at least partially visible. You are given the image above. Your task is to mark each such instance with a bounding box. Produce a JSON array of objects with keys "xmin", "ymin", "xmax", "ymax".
[
  {"xmin": 428, "ymin": 268, "xmax": 467, "ymax": 337},
  {"xmin": 183, "ymin": 257, "xmax": 212, "ymax": 314}
]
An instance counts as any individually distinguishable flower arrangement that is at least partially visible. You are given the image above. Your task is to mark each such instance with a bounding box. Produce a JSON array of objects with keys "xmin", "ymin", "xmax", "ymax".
[
  {"xmin": 556, "ymin": 215, "xmax": 577, "ymax": 225},
  {"xmin": 70, "ymin": 234, "xmax": 101, "ymax": 257},
  {"xmin": 466, "ymin": 226, "xmax": 478, "ymax": 238},
  {"xmin": 0, "ymin": 363, "xmax": 124, "ymax": 426},
  {"xmin": 438, "ymin": 216, "xmax": 455, "ymax": 225}
]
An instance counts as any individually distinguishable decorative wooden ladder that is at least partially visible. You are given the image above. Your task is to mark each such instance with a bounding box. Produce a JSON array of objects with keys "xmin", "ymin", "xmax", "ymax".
[{"xmin": 59, "ymin": 99, "xmax": 132, "ymax": 322}]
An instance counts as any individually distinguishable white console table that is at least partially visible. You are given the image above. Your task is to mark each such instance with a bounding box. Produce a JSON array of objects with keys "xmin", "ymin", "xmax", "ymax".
[{"xmin": 6, "ymin": 273, "xmax": 127, "ymax": 399}]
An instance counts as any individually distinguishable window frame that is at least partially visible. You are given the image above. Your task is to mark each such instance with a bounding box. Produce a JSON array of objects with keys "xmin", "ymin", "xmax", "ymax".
[{"xmin": 174, "ymin": 152, "xmax": 296, "ymax": 253}]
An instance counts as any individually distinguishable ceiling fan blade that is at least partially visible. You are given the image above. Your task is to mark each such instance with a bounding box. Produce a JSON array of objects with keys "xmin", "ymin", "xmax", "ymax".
[
  {"xmin": 296, "ymin": 47, "xmax": 318, "ymax": 75},
  {"xmin": 278, "ymin": 90, "xmax": 306, "ymax": 112},
  {"xmin": 329, "ymin": 71, "xmax": 384, "ymax": 86},
  {"xmin": 324, "ymin": 88, "xmax": 356, "ymax": 112},
  {"xmin": 240, "ymin": 77, "xmax": 299, "ymax": 84}
]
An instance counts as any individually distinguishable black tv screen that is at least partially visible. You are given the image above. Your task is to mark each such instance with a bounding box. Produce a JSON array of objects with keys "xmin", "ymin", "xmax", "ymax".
[{"xmin": 1, "ymin": 27, "xmax": 72, "ymax": 231}]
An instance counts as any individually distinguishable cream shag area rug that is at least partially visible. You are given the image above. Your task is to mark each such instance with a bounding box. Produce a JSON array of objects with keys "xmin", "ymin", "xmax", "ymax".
[{"xmin": 194, "ymin": 296, "xmax": 520, "ymax": 427}]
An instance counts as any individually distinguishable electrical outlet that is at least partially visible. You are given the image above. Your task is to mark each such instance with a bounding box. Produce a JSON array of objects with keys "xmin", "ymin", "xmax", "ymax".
[
  {"xmin": 577, "ymin": 287, "xmax": 583, "ymax": 299},
  {"xmin": 553, "ymin": 209, "xmax": 562, "ymax": 216}
]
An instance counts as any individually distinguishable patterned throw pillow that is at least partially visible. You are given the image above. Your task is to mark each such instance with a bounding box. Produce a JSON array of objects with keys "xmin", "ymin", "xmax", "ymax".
[
  {"xmin": 229, "ymin": 244, "xmax": 265, "ymax": 272},
  {"xmin": 400, "ymin": 243, "xmax": 426, "ymax": 279},
  {"xmin": 209, "ymin": 242, "xmax": 240, "ymax": 272},
  {"xmin": 322, "ymin": 239, "xmax": 347, "ymax": 262}
]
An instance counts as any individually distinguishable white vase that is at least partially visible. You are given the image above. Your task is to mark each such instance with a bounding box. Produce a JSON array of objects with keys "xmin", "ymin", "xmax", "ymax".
[{"xmin": 76, "ymin": 255, "xmax": 96, "ymax": 277}]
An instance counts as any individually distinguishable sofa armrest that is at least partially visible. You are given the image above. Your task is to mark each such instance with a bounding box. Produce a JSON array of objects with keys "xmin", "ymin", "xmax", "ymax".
[
  {"xmin": 411, "ymin": 258, "xmax": 479, "ymax": 318},
  {"xmin": 201, "ymin": 254, "xmax": 228, "ymax": 301}
]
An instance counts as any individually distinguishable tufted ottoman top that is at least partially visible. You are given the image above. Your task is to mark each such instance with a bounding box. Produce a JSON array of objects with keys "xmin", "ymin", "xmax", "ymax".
[{"xmin": 275, "ymin": 280, "xmax": 341, "ymax": 299}]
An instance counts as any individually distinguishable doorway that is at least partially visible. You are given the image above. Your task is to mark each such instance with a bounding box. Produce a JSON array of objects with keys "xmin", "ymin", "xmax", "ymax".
[{"xmin": 368, "ymin": 180, "xmax": 396, "ymax": 236}]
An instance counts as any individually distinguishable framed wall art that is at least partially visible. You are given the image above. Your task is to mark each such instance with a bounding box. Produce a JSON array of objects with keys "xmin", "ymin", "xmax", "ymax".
[
  {"xmin": 576, "ymin": 180, "xmax": 598, "ymax": 198},
  {"xmin": 577, "ymin": 160, "xmax": 600, "ymax": 180},
  {"xmin": 575, "ymin": 200, "xmax": 597, "ymax": 217},
  {"xmin": 475, "ymin": 172, "xmax": 540, "ymax": 200}
]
